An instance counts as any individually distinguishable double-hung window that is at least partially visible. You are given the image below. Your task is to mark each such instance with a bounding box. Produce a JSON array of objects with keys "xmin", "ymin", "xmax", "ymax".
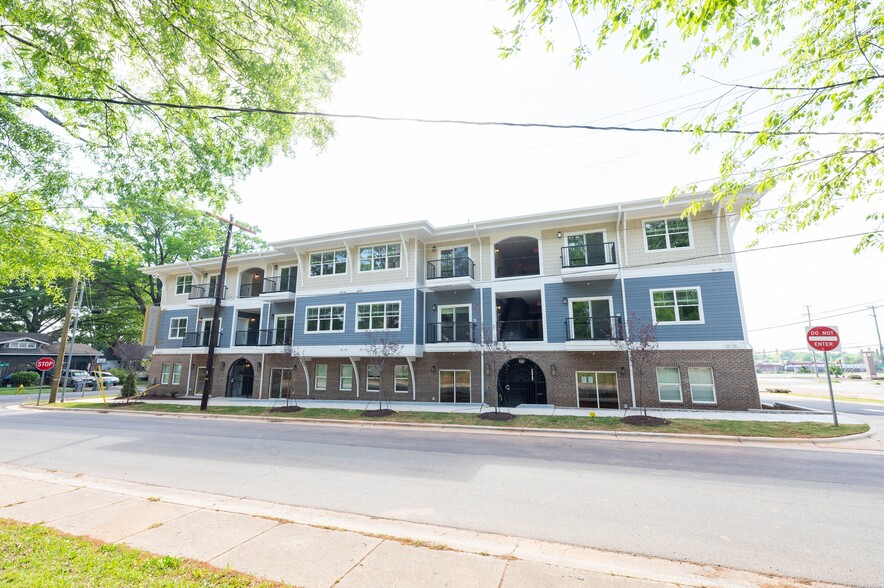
[
  {"xmin": 651, "ymin": 288, "xmax": 702, "ymax": 323},
  {"xmin": 171, "ymin": 364, "xmax": 182, "ymax": 385},
  {"xmin": 394, "ymin": 365, "xmax": 409, "ymax": 393},
  {"xmin": 366, "ymin": 365, "xmax": 381, "ymax": 392},
  {"xmin": 175, "ymin": 275, "xmax": 193, "ymax": 295},
  {"xmin": 656, "ymin": 367, "xmax": 682, "ymax": 402},
  {"xmin": 309, "ymin": 250, "xmax": 347, "ymax": 276},
  {"xmin": 340, "ymin": 365, "xmax": 353, "ymax": 391},
  {"xmin": 359, "ymin": 243, "xmax": 401, "ymax": 271},
  {"xmin": 644, "ymin": 218, "xmax": 691, "ymax": 250},
  {"xmin": 314, "ymin": 364, "xmax": 327, "ymax": 390},
  {"xmin": 305, "ymin": 305, "xmax": 345, "ymax": 332},
  {"xmin": 161, "ymin": 364, "xmax": 172, "ymax": 385},
  {"xmin": 688, "ymin": 367, "xmax": 716, "ymax": 403},
  {"xmin": 169, "ymin": 317, "xmax": 187, "ymax": 339},
  {"xmin": 356, "ymin": 302, "xmax": 400, "ymax": 331}
]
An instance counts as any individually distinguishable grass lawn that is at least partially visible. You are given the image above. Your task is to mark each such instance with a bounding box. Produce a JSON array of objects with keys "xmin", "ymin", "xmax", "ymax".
[
  {"xmin": 0, "ymin": 520, "xmax": 286, "ymax": 587},
  {"xmin": 58, "ymin": 402, "xmax": 869, "ymax": 438},
  {"xmin": 0, "ymin": 385, "xmax": 54, "ymax": 395}
]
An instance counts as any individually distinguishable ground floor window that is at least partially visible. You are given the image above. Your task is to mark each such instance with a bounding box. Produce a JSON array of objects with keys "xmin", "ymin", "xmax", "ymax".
[
  {"xmin": 161, "ymin": 363, "xmax": 171, "ymax": 385},
  {"xmin": 656, "ymin": 367, "xmax": 682, "ymax": 402},
  {"xmin": 314, "ymin": 364, "xmax": 327, "ymax": 390},
  {"xmin": 366, "ymin": 365, "xmax": 380, "ymax": 392},
  {"xmin": 269, "ymin": 368, "xmax": 293, "ymax": 399},
  {"xmin": 394, "ymin": 365, "xmax": 409, "ymax": 393},
  {"xmin": 575, "ymin": 371, "xmax": 619, "ymax": 409},
  {"xmin": 340, "ymin": 364, "xmax": 353, "ymax": 391},
  {"xmin": 194, "ymin": 366, "xmax": 206, "ymax": 395},
  {"xmin": 688, "ymin": 367, "xmax": 716, "ymax": 403},
  {"xmin": 439, "ymin": 369, "xmax": 470, "ymax": 403},
  {"xmin": 171, "ymin": 363, "xmax": 182, "ymax": 385}
]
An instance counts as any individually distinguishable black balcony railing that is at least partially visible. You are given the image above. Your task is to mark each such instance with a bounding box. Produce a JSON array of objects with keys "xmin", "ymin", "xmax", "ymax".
[
  {"xmin": 263, "ymin": 275, "xmax": 297, "ymax": 294},
  {"xmin": 182, "ymin": 331, "xmax": 214, "ymax": 347},
  {"xmin": 239, "ymin": 281, "xmax": 263, "ymax": 298},
  {"xmin": 427, "ymin": 257, "xmax": 475, "ymax": 280},
  {"xmin": 234, "ymin": 330, "xmax": 260, "ymax": 346},
  {"xmin": 258, "ymin": 328, "xmax": 293, "ymax": 346},
  {"xmin": 426, "ymin": 321, "xmax": 475, "ymax": 343},
  {"xmin": 188, "ymin": 283, "xmax": 226, "ymax": 300},
  {"xmin": 497, "ymin": 319, "xmax": 543, "ymax": 341},
  {"xmin": 565, "ymin": 316, "xmax": 623, "ymax": 341},
  {"xmin": 561, "ymin": 243, "xmax": 617, "ymax": 269},
  {"xmin": 495, "ymin": 256, "xmax": 540, "ymax": 278}
]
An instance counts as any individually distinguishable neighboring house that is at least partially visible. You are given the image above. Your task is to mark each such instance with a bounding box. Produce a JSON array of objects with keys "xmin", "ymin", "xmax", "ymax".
[
  {"xmin": 142, "ymin": 192, "xmax": 761, "ymax": 410},
  {"xmin": 0, "ymin": 332, "xmax": 101, "ymax": 379}
]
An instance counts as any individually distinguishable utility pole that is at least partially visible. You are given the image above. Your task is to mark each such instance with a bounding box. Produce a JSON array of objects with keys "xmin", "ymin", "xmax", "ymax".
[
  {"xmin": 49, "ymin": 277, "xmax": 78, "ymax": 404},
  {"xmin": 805, "ymin": 305, "xmax": 819, "ymax": 377},
  {"xmin": 870, "ymin": 306, "xmax": 883, "ymax": 365},
  {"xmin": 60, "ymin": 283, "xmax": 86, "ymax": 402},
  {"xmin": 201, "ymin": 213, "xmax": 256, "ymax": 411}
]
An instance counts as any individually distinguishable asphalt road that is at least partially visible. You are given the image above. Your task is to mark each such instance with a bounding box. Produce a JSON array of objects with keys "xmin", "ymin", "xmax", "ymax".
[
  {"xmin": 1, "ymin": 408, "xmax": 882, "ymax": 586},
  {"xmin": 762, "ymin": 392, "xmax": 884, "ymax": 416}
]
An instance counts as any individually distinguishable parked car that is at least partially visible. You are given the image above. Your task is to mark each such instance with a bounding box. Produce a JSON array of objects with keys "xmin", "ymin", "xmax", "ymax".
[
  {"xmin": 60, "ymin": 369, "xmax": 94, "ymax": 388},
  {"xmin": 89, "ymin": 371, "xmax": 120, "ymax": 387}
]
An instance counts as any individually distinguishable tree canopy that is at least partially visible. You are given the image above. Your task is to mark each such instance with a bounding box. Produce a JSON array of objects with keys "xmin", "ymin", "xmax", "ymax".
[{"xmin": 497, "ymin": 0, "xmax": 884, "ymax": 250}]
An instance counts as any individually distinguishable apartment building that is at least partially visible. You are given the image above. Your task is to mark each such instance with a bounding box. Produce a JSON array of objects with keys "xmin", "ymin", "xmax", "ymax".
[{"xmin": 143, "ymin": 192, "xmax": 761, "ymax": 410}]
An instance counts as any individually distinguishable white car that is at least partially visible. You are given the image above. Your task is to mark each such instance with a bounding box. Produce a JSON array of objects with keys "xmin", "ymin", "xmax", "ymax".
[{"xmin": 89, "ymin": 371, "xmax": 120, "ymax": 387}]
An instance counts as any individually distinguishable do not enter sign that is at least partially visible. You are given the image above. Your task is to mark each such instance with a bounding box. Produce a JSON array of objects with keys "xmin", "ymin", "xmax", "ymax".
[
  {"xmin": 35, "ymin": 357, "xmax": 55, "ymax": 372},
  {"xmin": 806, "ymin": 326, "xmax": 841, "ymax": 352}
]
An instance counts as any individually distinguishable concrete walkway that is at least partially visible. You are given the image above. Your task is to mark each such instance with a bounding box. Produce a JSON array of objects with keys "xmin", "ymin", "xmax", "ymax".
[{"xmin": 0, "ymin": 463, "xmax": 848, "ymax": 588}]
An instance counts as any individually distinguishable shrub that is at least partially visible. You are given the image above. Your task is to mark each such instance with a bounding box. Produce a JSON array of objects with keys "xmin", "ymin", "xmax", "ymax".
[
  {"xmin": 121, "ymin": 372, "xmax": 137, "ymax": 397},
  {"xmin": 10, "ymin": 371, "xmax": 40, "ymax": 386},
  {"xmin": 848, "ymin": 374, "xmax": 862, "ymax": 380},
  {"xmin": 109, "ymin": 368, "xmax": 128, "ymax": 380}
]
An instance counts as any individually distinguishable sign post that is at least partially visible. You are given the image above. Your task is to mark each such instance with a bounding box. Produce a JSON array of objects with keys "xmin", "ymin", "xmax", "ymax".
[
  {"xmin": 806, "ymin": 326, "xmax": 841, "ymax": 426},
  {"xmin": 35, "ymin": 357, "xmax": 55, "ymax": 406}
]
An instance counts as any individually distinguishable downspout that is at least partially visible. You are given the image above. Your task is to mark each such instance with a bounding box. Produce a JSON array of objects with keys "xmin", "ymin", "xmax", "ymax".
[
  {"xmin": 186, "ymin": 353, "xmax": 193, "ymax": 395},
  {"xmin": 406, "ymin": 356, "xmax": 416, "ymax": 400},
  {"xmin": 715, "ymin": 202, "xmax": 723, "ymax": 258},
  {"xmin": 474, "ymin": 223, "xmax": 485, "ymax": 404},
  {"xmin": 618, "ymin": 206, "xmax": 637, "ymax": 409},
  {"xmin": 300, "ymin": 359, "xmax": 311, "ymax": 397},
  {"xmin": 349, "ymin": 357, "xmax": 360, "ymax": 397}
]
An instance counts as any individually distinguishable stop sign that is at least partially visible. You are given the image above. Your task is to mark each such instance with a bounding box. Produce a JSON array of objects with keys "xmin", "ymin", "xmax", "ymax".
[
  {"xmin": 806, "ymin": 326, "xmax": 841, "ymax": 352},
  {"xmin": 35, "ymin": 357, "xmax": 55, "ymax": 372}
]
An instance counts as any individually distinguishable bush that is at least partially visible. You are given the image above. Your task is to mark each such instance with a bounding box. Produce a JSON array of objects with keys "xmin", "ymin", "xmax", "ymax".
[
  {"xmin": 109, "ymin": 368, "xmax": 128, "ymax": 380},
  {"xmin": 9, "ymin": 371, "xmax": 40, "ymax": 386},
  {"xmin": 121, "ymin": 372, "xmax": 137, "ymax": 397},
  {"xmin": 848, "ymin": 374, "xmax": 862, "ymax": 380}
]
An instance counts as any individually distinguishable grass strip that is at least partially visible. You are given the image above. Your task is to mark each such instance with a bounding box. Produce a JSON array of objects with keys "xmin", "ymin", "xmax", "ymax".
[
  {"xmin": 59, "ymin": 402, "xmax": 869, "ymax": 438},
  {"xmin": 0, "ymin": 519, "xmax": 286, "ymax": 587}
]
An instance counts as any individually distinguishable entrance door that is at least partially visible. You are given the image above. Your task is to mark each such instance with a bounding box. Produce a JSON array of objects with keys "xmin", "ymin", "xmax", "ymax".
[
  {"xmin": 440, "ymin": 246, "xmax": 469, "ymax": 278},
  {"xmin": 268, "ymin": 368, "xmax": 293, "ymax": 399},
  {"xmin": 274, "ymin": 315, "xmax": 294, "ymax": 345},
  {"xmin": 439, "ymin": 306, "xmax": 471, "ymax": 342},
  {"xmin": 570, "ymin": 298, "xmax": 613, "ymax": 340},
  {"xmin": 498, "ymin": 358, "xmax": 547, "ymax": 407},
  {"xmin": 226, "ymin": 359, "xmax": 254, "ymax": 397},
  {"xmin": 576, "ymin": 371, "xmax": 619, "ymax": 409},
  {"xmin": 566, "ymin": 232, "xmax": 605, "ymax": 267}
]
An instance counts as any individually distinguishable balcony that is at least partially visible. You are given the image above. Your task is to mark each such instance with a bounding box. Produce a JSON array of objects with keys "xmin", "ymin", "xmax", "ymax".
[
  {"xmin": 234, "ymin": 330, "xmax": 260, "ymax": 346},
  {"xmin": 495, "ymin": 256, "xmax": 540, "ymax": 279},
  {"xmin": 565, "ymin": 316, "xmax": 623, "ymax": 341},
  {"xmin": 186, "ymin": 284, "xmax": 226, "ymax": 306},
  {"xmin": 259, "ymin": 328, "xmax": 293, "ymax": 346},
  {"xmin": 426, "ymin": 321, "xmax": 475, "ymax": 344},
  {"xmin": 426, "ymin": 257, "xmax": 476, "ymax": 290},
  {"xmin": 497, "ymin": 319, "xmax": 543, "ymax": 341},
  {"xmin": 560, "ymin": 243, "xmax": 619, "ymax": 281},
  {"xmin": 259, "ymin": 275, "xmax": 297, "ymax": 301},
  {"xmin": 182, "ymin": 331, "xmax": 214, "ymax": 347},
  {"xmin": 239, "ymin": 281, "xmax": 263, "ymax": 298}
]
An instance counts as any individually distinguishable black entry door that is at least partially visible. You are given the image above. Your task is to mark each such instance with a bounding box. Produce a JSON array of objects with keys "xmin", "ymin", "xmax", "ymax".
[{"xmin": 498, "ymin": 359, "xmax": 547, "ymax": 407}]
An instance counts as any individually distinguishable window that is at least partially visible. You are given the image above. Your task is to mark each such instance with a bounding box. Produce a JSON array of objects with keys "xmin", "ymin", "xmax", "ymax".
[
  {"xmin": 171, "ymin": 364, "xmax": 182, "ymax": 385},
  {"xmin": 394, "ymin": 365, "xmax": 409, "ymax": 393},
  {"xmin": 356, "ymin": 302, "xmax": 400, "ymax": 331},
  {"xmin": 575, "ymin": 371, "xmax": 619, "ymax": 409},
  {"xmin": 305, "ymin": 305, "xmax": 345, "ymax": 333},
  {"xmin": 656, "ymin": 367, "xmax": 682, "ymax": 402},
  {"xmin": 359, "ymin": 243, "xmax": 401, "ymax": 271},
  {"xmin": 169, "ymin": 317, "xmax": 187, "ymax": 339},
  {"xmin": 689, "ymin": 367, "xmax": 716, "ymax": 403},
  {"xmin": 314, "ymin": 364, "xmax": 327, "ymax": 390},
  {"xmin": 309, "ymin": 250, "xmax": 347, "ymax": 276},
  {"xmin": 651, "ymin": 288, "xmax": 702, "ymax": 323},
  {"xmin": 644, "ymin": 218, "xmax": 691, "ymax": 250},
  {"xmin": 340, "ymin": 364, "xmax": 353, "ymax": 391},
  {"xmin": 175, "ymin": 275, "xmax": 193, "ymax": 295},
  {"xmin": 8, "ymin": 341, "xmax": 37, "ymax": 349},
  {"xmin": 439, "ymin": 370, "xmax": 470, "ymax": 403},
  {"xmin": 366, "ymin": 365, "xmax": 381, "ymax": 392},
  {"xmin": 161, "ymin": 363, "xmax": 171, "ymax": 385}
]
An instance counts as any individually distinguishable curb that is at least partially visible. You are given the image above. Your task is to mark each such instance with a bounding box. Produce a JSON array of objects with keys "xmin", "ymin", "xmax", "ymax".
[{"xmin": 21, "ymin": 403, "xmax": 876, "ymax": 446}]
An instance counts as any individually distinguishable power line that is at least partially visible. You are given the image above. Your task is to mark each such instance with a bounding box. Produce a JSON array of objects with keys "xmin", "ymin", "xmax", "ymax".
[
  {"xmin": 748, "ymin": 305, "xmax": 881, "ymax": 333},
  {"xmin": 2, "ymin": 90, "xmax": 880, "ymax": 137}
]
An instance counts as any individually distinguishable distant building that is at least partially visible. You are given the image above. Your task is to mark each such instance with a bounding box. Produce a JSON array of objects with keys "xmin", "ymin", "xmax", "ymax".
[{"xmin": 0, "ymin": 332, "xmax": 100, "ymax": 377}]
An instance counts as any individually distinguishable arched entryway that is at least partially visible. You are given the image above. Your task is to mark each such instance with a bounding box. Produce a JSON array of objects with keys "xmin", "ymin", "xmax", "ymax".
[
  {"xmin": 497, "ymin": 358, "xmax": 547, "ymax": 407},
  {"xmin": 226, "ymin": 359, "xmax": 254, "ymax": 397}
]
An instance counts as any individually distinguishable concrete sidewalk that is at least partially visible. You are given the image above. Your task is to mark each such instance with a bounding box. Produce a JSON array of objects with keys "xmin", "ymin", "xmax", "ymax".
[{"xmin": 0, "ymin": 464, "xmax": 846, "ymax": 588}]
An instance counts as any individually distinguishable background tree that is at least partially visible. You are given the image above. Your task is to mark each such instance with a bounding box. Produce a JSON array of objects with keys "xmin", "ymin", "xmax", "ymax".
[
  {"xmin": 362, "ymin": 330, "xmax": 403, "ymax": 415},
  {"xmin": 498, "ymin": 0, "xmax": 884, "ymax": 249},
  {"xmin": 0, "ymin": 283, "xmax": 67, "ymax": 334}
]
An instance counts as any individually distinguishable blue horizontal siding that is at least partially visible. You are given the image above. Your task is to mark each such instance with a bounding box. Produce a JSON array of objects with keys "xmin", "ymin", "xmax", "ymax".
[
  {"xmin": 624, "ymin": 272, "xmax": 744, "ymax": 341},
  {"xmin": 156, "ymin": 308, "xmax": 199, "ymax": 349},
  {"xmin": 293, "ymin": 289, "xmax": 416, "ymax": 346},
  {"xmin": 544, "ymin": 281, "xmax": 625, "ymax": 343}
]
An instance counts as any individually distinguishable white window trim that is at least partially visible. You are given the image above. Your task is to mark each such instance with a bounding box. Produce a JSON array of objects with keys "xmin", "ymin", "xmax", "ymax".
[
  {"xmin": 175, "ymin": 275, "xmax": 193, "ymax": 295},
  {"xmin": 394, "ymin": 364, "xmax": 409, "ymax": 393},
  {"xmin": 641, "ymin": 215, "xmax": 694, "ymax": 253},
  {"xmin": 355, "ymin": 301, "xmax": 402, "ymax": 333},
  {"xmin": 274, "ymin": 313, "xmax": 294, "ymax": 328},
  {"xmin": 433, "ymin": 243, "xmax": 472, "ymax": 260},
  {"xmin": 340, "ymin": 364, "xmax": 354, "ymax": 391},
  {"xmin": 161, "ymin": 363, "xmax": 171, "ymax": 385},
  {"xmin": 314, "ymin": 364, "xmax": 328, "ymax": 390},
  {"xmin": 438, "ymin": 369, "xmax": 471, "ymax": 403},
  {"xmin": 649, "ymin": 287, "xmax": 705, "ymax": 325},
  {"xmin": 303, "ymin": 304, "xmax": 346, "ymax": 334},
  {"xmin": 574, "ymin": 370, "xmax": 619, "ymax": 409},
  {"xmin": 436, "ymin": 303, "xmax": 472, "ymax": 324},
  {"xmin": 357, "ymin": 241, "xmax": 404, "ymax": 273},
  {"xmin": 656, "ymin": 367, "xmax": 683, "ymax": 403},
  {"xmin": 688, "ymin": 367, "xmax": 717, "ymax": 404},
  {"xmin": 168, "ymin": 317, "xmax": 188, "ymax": 339},
  {"xmin": 567, "ymin": 297, "xmax": 615, "ymax": 339},
  {"xmin": 171, "ymin": 363, "xmax": 182, "ymax": 385},
  {"xmin": 366, "ymin": 365, "xmax": 381, "ymax": 392},
  {"xmin": 308, "ymin": 249, "xmax": 348, "ymax": 278}
]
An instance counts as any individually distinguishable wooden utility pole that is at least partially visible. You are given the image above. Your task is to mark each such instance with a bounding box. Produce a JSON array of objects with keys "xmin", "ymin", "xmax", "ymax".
[
  {"xmin": 200, "ymin": 213, "xmax": 256, "ymax": 411},
  {"xmin": 49, "ymin": 277, "xmax": 78, "ymax": 404}
]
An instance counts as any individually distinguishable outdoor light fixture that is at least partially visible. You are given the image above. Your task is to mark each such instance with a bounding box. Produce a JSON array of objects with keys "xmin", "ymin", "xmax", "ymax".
[
  {"xmin": 556, "ymin": 231, "xmax": 562, "ymax": 238},
  {"xmin": 221, "ymin": 362, "xmax": 226, "ymax": 369},
  {"xmin": 563, "ymin": 297, "xmax": 568, "ymax": 305},
  {"xmin": 258, "ymin": 362, "xmax": 262, "ymax": 368},
  {"xmin": 432, "ymin": 246, "xmax": 437, "ymax": 252},
  {"xmin": 620, "ymin": 366, "xmax": 626, "ymax": 375},
  {"xmin": 432, "ymin": 304, "xmax": 437, "ymax": 311},
  {"xmin": 431, "ymin": 365, "xmax": 437, "ymax": 373},
  {"xmin": 550, "ymin": 363, "xmax": 557, "ymax": 376}
]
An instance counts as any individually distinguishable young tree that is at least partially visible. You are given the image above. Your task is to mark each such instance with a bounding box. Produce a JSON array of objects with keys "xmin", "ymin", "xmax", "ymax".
[
  {"xmin": 362, "ymin": 330, "xmax": 404, "ymax": 415},
  {"xmin": 471, "ymin": 315, "xmax": 513, "ymax": 418},
  {"xmin": 498, "ymin": 0, "xmax": 884, "ymax": 250},
  {"xmin": 612, "ymin": 313, "xmax": 659, "ymax": 418}
]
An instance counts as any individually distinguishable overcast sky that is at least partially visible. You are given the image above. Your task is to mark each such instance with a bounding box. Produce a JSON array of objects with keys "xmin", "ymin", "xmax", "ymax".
[{"xmin": 231, "ymin": 1, "xmax": 884, "ymax": 357}]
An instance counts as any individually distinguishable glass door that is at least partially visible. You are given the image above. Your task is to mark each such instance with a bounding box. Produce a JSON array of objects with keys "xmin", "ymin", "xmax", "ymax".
[
  {"xmin": 274, "ymin": 315, "xmax": 294, "ymax": 344},
  {"xmin": 570, "ymin": 299, "xmax": 613, "ymax": 340},
  {"xmin": 566, "ymin": 232, "xmax": 605, "ymax": 267},
  {"xmin": 440, "ymin": 246, "xmax": 469, "ymax": 278},
  {"xmin": 577, "ymin": 371, "xmax": 618, "ymax": 408}
]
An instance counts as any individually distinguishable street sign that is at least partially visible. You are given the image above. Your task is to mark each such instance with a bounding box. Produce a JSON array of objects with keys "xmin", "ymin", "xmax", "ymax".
[
  {"xmin": 806, "ymin": 326, "xmax": 841, "ymax": 352},
  {"xmin": 0, "ymin": 362, "xmax": 8, "ymax": 367},
  {"xmin": 35, "ymin": 357, "xmax": 55, "ymax": 372}
]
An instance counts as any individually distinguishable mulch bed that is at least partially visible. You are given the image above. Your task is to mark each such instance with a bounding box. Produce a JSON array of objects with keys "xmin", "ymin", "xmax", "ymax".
[
  {"xmin": 621, "ymin": 415, "xmax": 671, "ymax": 427},
  {"xmin": 270, "ymin": 405, "xmax": 303, "ymax": 413},
  {"xmin": 361, "ymin": 409, "xmax": 397, "ymax": 417},
  {"xmin": 478, "ymin": 411, "xmax": 516, "ymax": 421}
]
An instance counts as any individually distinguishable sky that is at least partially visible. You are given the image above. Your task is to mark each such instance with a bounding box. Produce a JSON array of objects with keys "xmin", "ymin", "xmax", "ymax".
[{"xmin": 230, "ymin": 1, "xmax": 884, "ymax": 357}]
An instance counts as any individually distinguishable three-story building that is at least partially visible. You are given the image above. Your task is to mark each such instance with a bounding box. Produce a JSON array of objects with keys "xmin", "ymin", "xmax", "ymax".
[{"xmin": 143, "ymin": 192, "xmax": 760, "ymax": 410}]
